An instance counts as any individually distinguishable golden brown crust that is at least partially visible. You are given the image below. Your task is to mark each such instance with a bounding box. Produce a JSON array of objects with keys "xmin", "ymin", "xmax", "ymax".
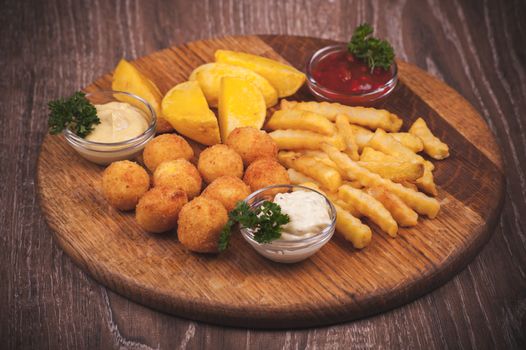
[
  {"xmin": 177, "ymin": 197, "xmax": 228, "ymax": 253},
  {"xmin": 197, "ymin": 144, "xmax": 244, "ymax": 183},
  {"xmin": 153, "ymin": 159, "xmax": 202, "ymax": 199},
  {"xmin": 143, "ymin": 134, "xmax": 194, "ymax": 172},
  {"xmin": 201, "ymin": 176, "xmax": 251, "ymax": 211},
  {"xmin": 102, "ymin": 160, "xmax": 150, "ymax": 211},
  {"xmin": 243, "ymin": 158, "xmax": 290, "ymax": 195},
  {"xmin": 136, "ymin": 186, "xmax": 188, "ymax": 233},
  {"xmin": 225, "ymin": 127, "xmax": 278, "ymax": 166}
]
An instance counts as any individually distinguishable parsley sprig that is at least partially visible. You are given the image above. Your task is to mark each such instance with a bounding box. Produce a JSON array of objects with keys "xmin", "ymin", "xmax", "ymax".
[
  {"xmin": 48, "ymin": 91, "xmax": 100, "ymax": 138},
  {"xmin": 348, "ymin": 23, "xmax": 395, "ymax": 71},
  {"xmin": 218, "ymin": 201, "xmax": 290, "ymax": 252}
]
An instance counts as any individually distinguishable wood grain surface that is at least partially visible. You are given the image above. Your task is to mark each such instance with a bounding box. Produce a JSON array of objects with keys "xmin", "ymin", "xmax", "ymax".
[
  {"xmin": 2, "ymin": 0, "xmax": 525, "ymax": 349},
  {"xmin": 36, "ymin": 34, "xmax": 505, "ymax": 329}
]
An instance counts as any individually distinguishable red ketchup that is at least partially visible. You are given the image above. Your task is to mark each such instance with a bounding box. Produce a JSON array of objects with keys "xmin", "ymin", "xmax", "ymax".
[{"xmin": 311, "ymin": 51, "xmax": 393, "ymax": 95}]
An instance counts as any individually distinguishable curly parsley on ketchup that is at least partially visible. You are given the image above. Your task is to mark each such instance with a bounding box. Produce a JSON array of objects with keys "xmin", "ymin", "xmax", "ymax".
[{"xmin": 311, "ymin": 23, "xmax": 395, "ymax": 95}]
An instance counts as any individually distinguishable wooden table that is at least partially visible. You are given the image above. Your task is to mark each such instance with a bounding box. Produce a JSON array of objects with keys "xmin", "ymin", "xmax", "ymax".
[{"xmin": 1, "ymin": 0, "xmax": 524, "ymax": 348}]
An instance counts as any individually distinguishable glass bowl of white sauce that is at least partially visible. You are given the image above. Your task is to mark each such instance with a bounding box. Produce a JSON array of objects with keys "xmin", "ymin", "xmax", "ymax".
[
  {"xmin": 240, "ymin": 184, "xmax": 336, "ymax": 263},
  {"xmin": 64, "ymin": 90, "xmax": 157, "ymax": 165}
]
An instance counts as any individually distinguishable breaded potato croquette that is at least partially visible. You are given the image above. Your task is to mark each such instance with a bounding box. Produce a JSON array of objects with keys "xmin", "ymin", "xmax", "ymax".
[
  {"xmin": 225, "ymin": 127, "xmax": 278, "ymax": 166},
  {"xmin": 153, "ymin": 159, "xmax": 202, "ymax": 199},
  {"xmin": 143, "ymin": 134, "xmax": 194, "ymax": 172},
  {"xmin": 197, "ymin": 144, "xmax": 243, "ymax": 183},
  {"xmin": 177, "ymin": 197, "xmax": 228, "ymax": 253},
  {"xmin": 243, "ymin": 158, "xmax": 290, "ymax": 195},
  {"xmin": 102, "ymin": 160, "xmax": 150, "ymax": 210},
  {"xmin": 136, "ymin": 186, "xmax": 188, "ymax": 233},
  {"xmin": 202, "ymin": 176, "xmax": 251, "ymax": 211}
]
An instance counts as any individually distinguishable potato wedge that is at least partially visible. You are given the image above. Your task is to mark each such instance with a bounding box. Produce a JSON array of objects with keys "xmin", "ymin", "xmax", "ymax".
[
  {"xmin": 357, "ymin": 161, "xmax": 424, "ymax": 182},
  {"xmin": 338, "ymin": 185, "xmax": 398, "ymax": 237},
  {"xmin": 335, "ymin": 114, "xmax": 360, "ymax": 160},
  {"xmin": 218, "ymin": 76, "xmax": 266, "ymax": 141},
  {"xmin": 280, "ymin": 100, "xmax": 402, "ymax": 132},
  {"xmin": 334, "ymin": 204, "xmax": 372, "ymax": 249},
  {"xmin": 215, "ymin": 50, "xmax": 305, "ymax": 97},
  {"xmin": 365, "ymin": 186, "xmax": 418, "ymax": 227},
  {"xmin": 322, "ymin": 144, "xmax": 440, "ymax": 218},
  {"xmin": 112, "ymin": 59, "xmax": 173, "ymax": 133},
  {"xmin": 189, "ymin": 63, "xmax": 277, "ymax": 108},
  {"xmin": 266, "ymin": 109, "xmax": 336, "ymax": 135},
  {"xmin": 278, "ymin": 152, "xmax": 342, "ymax": 192},
  {"xmin": 269, "ymin": 129, "xmax": 345, "ymax": 151},
  {"xmin": 161, "ymin": 81, "xmax": 220, "ymax": 145},
  {"xmin": 409, "ymin": 117, "xmax": 450, "ymax": 159}
]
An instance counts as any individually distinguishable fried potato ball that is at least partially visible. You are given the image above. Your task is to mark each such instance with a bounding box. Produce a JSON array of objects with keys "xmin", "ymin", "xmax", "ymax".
[
  {"xmin": 225, "ymin": 127, "xmax": 278, "ymax": 166},
  {"xmin": 136, "ymin": 185, "xmax": 188, "ymax": 233},
  {"xmin": 177, "ymin": 196, "xmax": 228, "ymax": 253},
  {"xmin": 102, "ymin": 160, "xmax": 150, "ymax": 211},
  {"xmin": 243, "ymin": 158, "xmax": 290, "ymax": 195},
  {"xmin": 143, "ymin": 134, "xmax": 194, "ymax": 172},
  {"xmin": 201, "ymin": 176, "xmax": 251, "ymax": 211},
  {"xmin": 153, "ymin": 159, "xmax": 202, "ymax": 199},
  {"xmin": 197, "ymin": 144, "xmax": 244, "ymax": 183}
]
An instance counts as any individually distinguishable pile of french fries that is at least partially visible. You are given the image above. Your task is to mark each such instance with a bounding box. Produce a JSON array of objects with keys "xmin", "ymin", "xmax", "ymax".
[{"xmin": 267, "ymin": 100, "xmax": 450, "ymax": 249}]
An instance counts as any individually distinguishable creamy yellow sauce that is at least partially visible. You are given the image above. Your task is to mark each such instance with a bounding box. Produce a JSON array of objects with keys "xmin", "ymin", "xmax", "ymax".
[
  {"xmin": 274, "ymin": 191, "xmax": 331, "ymax": 240},
  {"xmin": 85, "ymin": 102, "xmax": 148, "ymax": 143}
]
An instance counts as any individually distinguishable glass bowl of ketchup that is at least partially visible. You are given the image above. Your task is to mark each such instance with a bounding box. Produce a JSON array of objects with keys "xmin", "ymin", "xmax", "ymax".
[{"xmin": 306, "ymin": 44, "xmax": 397, "ymax": 105}]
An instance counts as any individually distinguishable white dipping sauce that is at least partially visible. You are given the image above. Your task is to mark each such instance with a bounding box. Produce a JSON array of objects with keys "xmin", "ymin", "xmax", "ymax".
[{"xmin": 274, "ymin": 190, "xmax": 331, "ymax": 240}]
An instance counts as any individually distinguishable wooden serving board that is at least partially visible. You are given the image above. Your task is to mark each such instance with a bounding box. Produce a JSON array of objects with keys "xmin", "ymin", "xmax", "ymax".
[{"xmin": 37, "ymin": 35, "xmax": 505, "ymax": 329}]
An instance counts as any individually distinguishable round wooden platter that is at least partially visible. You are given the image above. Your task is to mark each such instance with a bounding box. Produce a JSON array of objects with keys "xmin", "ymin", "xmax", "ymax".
[{"xmin": 37, "ymin": 35, "xmax": 505, "ymax": 329}]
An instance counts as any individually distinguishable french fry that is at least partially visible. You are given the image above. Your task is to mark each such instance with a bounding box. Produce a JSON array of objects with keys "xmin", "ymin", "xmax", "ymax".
[
  {"xmin": 287, "ymin": 168, "xmax": 315, "ymax": 184},
  {"xmin": 349, "ymin": 124, "xmax": 373, "ymax": 151},
  {"xmin": 365, "ymin": 186, "xmax": 418, "ymax": 227},
  {"xmin": 409, "ymin": 117, "xmax": 449, "ymax": 160},
  {"xmin": 298, "ymin": 150, "xmax": 345, "ymax": 175},
  {"xmin": 334, "ymin": 204, "xmax": 372, "ymax": 249},
  {"xmin": 321, "ymin": 144, "xmax": 440, "ymax": 218},
  {"xmin": 278, "ymin": 152, "xmax": 342, "ymax": 192},
  {"xmin": 391, "ymin": 133, "xmax": 424, "ymax": 153},
  {"xmin": 269, "ymin": 129, "xmax": 346, "ymax": 151},
  {"xmin": 335, "ymin": 114, "xmax": 360, "ymax": 160},
  {"xmin": 338, "ymin": 185, "xmax": 398, "ymax": 237},
  {"xmin": 266, "ymin": 109, "xmax": 336, "ymax": 136},
  {"xmin": 415, "ymin": 162, "xmax": 438, "ymax": 196},
  {"xmin": 367, "ymin": 129, "xmax": 425, "ymax": 164},
  {"xmin": 342, "ymin": 180, "xmax": 363, "ymax": 189},
  {"xmin": 280, "ymin": 100, "xmax": 403, "ymax": 132},
  {"xmin": 357, "ymin": 161, "xmax": 424, "ymax": 182},
  {"xmin": 400, "ymin": 181, "xmax": 418, "ymax": 191}
]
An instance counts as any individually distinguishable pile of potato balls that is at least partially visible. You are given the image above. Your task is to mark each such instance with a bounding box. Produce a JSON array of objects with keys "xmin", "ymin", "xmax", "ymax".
[{"xmin": 101, "ymin": 126, "xmax": 290, "ymax": 253}]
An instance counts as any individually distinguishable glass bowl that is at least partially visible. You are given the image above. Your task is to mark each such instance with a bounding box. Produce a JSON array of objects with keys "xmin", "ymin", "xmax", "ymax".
[
  {"xmin": 240, "ymin": 184, "xmax": 336, "ymax": 263},
  {"xmin": 64, "ymin": 90, "xmax": 157, "ymax": 165},
  {"xmin": 306, "ymin": 44, "xmax": 398, "ymax": 106}
]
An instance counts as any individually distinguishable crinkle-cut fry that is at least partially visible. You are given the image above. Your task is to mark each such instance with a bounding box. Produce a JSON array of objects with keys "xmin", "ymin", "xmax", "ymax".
[
  {"xmin": 298, "ymin": 150, "xmax": 352, "ymax": 179},
  {"xmin": 281, "ymin": 100, "xmax": 403, "ymax": 132},
  {"xmin": 267, "ymin": 109, "xmax": 336, "ymax": 136},
  {"xmin": 322, "ymin": 144, "xmax": 440, "ymax": 218},
  {"xmin": 415, "ymin": 161, "xmax": 438, "ymax": 196},
  {"xmin": 287, "ymin": 168, "xmax": 316, "ymax": 185},
  {"xmin": 409, "ymin": 117, "xmax": 450, "ymax": 160},
  {"xmin": 360, "ymin": 146, "xmax": 397, "ymax": 162},
  {"xmin": 334, "ymin": 204, "xmax": 372, "ymax": 249},
  {"xmin": 367, "ymin": 129, "xmax": 425, "ymax": 164},
  {"xmin": 391, "ymin": 133, "xmax": 424, "ymax": 153},
  {"xmin": 342, "ymin": 180, "xmax": 363, "ymax": 189},
  {"xmin": 335, "ymin": 114, "xmax": 360, "ymax": 160},
  {"xmin": 269, "ymin": 129, "xmax": 346, "ymax": 151},
  {"xmin": 338, "ymin": 185, "xmax": 398, "ymax": 237},
  {"xmin": 349, "ymin": 124, "xmax": 374, "ymax": 151},
  {"xmin": 366, "ymin": 186, "xmax": 418, "ymax": 227},
  {"xmin": 400, "ymin": 181, "xmax": 419, "ymax": 191},
  {"xmin": 278, "ymin": 152, "xmax": 342, "ymax": 192},
  {"xmin": 357, "ymin": 161, "xmax": 424, "ymax": 182}
]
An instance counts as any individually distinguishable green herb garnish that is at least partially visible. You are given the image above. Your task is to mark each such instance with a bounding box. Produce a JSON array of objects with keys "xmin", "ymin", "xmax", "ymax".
[
  {"xmin": 348, "ymin": 23, "xmax": 395, "ymax": 71},
  {"xmin": 218, "ymin": 200, "xmax": 290, "ymax": 252},
  {"xmin": 48, "ymin": 91, "xmax": 100, "ymax": 138}
]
